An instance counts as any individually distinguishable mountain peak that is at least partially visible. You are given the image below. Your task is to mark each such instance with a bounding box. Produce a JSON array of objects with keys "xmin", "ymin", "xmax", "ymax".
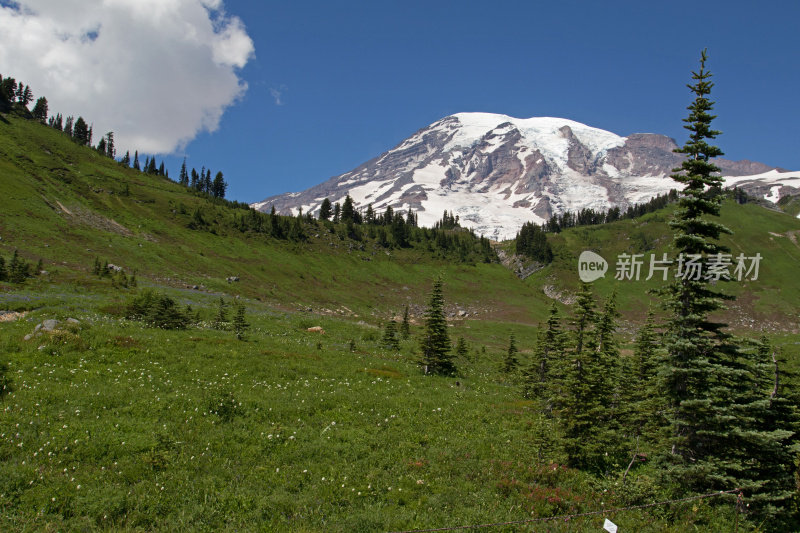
[{"xmin": 254, "ymin": 114, "xmax": 800, "ymax": 240}]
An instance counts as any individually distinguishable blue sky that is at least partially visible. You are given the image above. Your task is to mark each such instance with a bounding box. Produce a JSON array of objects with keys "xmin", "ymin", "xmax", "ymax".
[{"xmin": 4, "ymin": 1, "xmax": 799, "ymax": 204}]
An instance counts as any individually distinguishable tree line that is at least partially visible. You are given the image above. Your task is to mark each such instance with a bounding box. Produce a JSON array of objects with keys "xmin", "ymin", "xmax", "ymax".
[{"xmin": 0, "ymin": 73, "xmax": 228, "ymax": 199}]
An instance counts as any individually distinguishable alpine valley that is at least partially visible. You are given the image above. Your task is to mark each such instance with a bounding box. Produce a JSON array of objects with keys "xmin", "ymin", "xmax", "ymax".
[{"xmin": 255, "ymin": 112, "xmax": 800, "ymax": 239}]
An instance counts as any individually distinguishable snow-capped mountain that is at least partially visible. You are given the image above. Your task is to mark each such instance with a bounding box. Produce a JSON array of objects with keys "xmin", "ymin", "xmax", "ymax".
[{"xmin": 253, "ymin": 112, "xmax": 800, "ymax": 240}]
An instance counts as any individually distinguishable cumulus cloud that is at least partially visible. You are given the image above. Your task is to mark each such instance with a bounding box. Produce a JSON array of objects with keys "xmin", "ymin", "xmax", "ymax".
[{"xmin": 0, "ymin": 0, "xmax": 254, "ymax": 154}]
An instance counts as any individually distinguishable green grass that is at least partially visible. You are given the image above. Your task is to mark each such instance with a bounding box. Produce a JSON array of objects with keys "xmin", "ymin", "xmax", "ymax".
[
  {"xmin": 0, "ymin": 286, "xmax": 747, "ymax": 531},
  {"xmin": 0, "ymin": 113, "xmax": 791, "ymax": 530}
]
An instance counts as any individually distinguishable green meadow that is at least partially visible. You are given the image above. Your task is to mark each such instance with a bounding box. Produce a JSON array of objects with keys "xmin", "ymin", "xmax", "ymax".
[{"xmin": 1, "ymin": 113, "xmax": 798, "ymax": 530}]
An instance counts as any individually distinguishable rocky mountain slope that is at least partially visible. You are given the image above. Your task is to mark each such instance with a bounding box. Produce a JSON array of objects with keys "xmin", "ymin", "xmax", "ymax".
[{"xmin": 254, "ymin": 113, "xmax": 800, "ymax": 239}]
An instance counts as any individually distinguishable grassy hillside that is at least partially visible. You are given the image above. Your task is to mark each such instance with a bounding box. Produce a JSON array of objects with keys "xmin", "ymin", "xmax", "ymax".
[{"xmin": 1, "ymin": 114, "xmax": 798, "ymax": 530}]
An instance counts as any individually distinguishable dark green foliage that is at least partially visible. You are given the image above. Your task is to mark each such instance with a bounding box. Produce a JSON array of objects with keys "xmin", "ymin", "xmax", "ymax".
[
  {"xmin": 133, "ymin": 151, "xmax": 140, "ymax": 171},
  {"xmin": 737, "ymin": 338, "xmax": 800, "ymax": 530},
  {"xmin": 523, "ymin": 303, "xmax": 565, "ymax": 403},
  {"xmin": 0, "ymin": 359, "xmax": 10, "ymax": 399},
  {"xmin": 319, "ymin": 198, "xmax": 332, "ymax": 221},
  {"xmin": 31, "ymin": 96, "xmax": 48, "ymax": 122},
  {"xmin": 503, "ymin": 334, "xmax": 518, "ymax": 373},
  {"xmin": 515, "ymin": 222, "xmax": 553, "ymax": 263},
  {"xmin": 544, "ymin": 190, "xmax": 678, "ymax": 232},
  {"xmin": 0, "ymin": 75, "xmax": 16, "ymax": 103},
  {"xmin": 400, "ymin": 305, "xmax": 410, "ymax": 339},
  {"xmin": 419, "ymin": 276, "xmax": 455, "ymax": 375},
  {"xmin": 72, "ymin": 117, "xmax": 89, "ymax": 146},
  {"xmin": 381, "ymin": 319, "xmax": 400, "ymax": 351},
  {"xmin": 211, "ymin": 171, "xmax": 227, "ymax": 199},
  {"xmin": 125, "ymin": 290, "xmax": 188, "ymax": 330},
  {"xmin": 233, "ymin": 303, "xmax": 249, "ymax": 340},
  {"xmin": 455, "ymin": 337, "xmax": 468, "ymax": 359},
  {"xmin": 48, "ymin": 113, "xmax": 63, "ymax": 131},
  {"xmin": 341, "ymin": 194, "xmax": 356, "ymax": 224},
  {"xmin": 179, "ymin": 158, "xmax": 189, "ymax": 186},
  {"xmin": 560, "ymin": 284, "xmax": 622, "ymax": 472},
  {"xmin": 660, "ymin": 50, "xmax": 739, "ymax": 491},
  {"xmin": 620, "ymin": 309, "xmax": 662, "ymax": 438},
  {"xmin": 213, "ymin": 297, "xmax": 228, "ymax": 330},
  {"xmin": 434, "ymin": 210, "xmax": 459, "ymax": 230},
  {"xmin": 6, "ymin": 250, "xmax": 31, "ymax": 283},
  {"xmin": 105, "ymin": 132, "xmax": 115, "ymax": 159}
]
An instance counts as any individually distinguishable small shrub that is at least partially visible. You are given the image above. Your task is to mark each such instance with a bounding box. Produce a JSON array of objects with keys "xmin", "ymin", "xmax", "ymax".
[{"xmin": 124, "ymin": 289, "xmax": 188, "ymax": 329}]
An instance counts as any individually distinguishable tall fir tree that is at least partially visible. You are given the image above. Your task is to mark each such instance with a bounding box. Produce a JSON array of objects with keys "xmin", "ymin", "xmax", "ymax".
[
  {"xmin": 523, "ymin": 303, "xmax": 565, "ymax": 404},
  {"xmin": 400, "ymin": 305, "xmax": 411, "ymax": 339},
  {"xmin": 105, "ymin": 132, "xmax": 115, "ymax": 159},
  {"xmin": 319, "ymin": 198, "xmax": 332, "ymax": 221},
  {"xmin": 213, "ymin": 297, "xmax": 228, "ymax": 329},
  {"xmin": 233, "ymin": 303, "xmax": 249, "ymax": 341},
  {"xmin": 659, "ymin": 49, "xmax": 743, "ymax": 492},
  {"xmin": 179, "ymin": 158, "xmax": 189, "ymax": 186},
  {"xmin": 621, "ymin": 308, "xmax": 663, "ymax": 439},
  {"xmin": 560, "ymin": 283, "xmax": 621, "ymax": 471},
  {"xmin": 133, "ymin": 150, "xmax": 140, "ymax": 171},
  {"xmin": 503, "ymin": 334, "xmax": 519, "ymax": 373},
  {"xmin": 419, "ymin": 276, "xmax": 455, "ymax": 375},
  {"xmin": 211, "ymin": 171, "xmax": 227, "ymax": 198},
  {"xmin": 73, "ymin": 117, "xmax": 89, "ymax": 145},
  {"xmin": 381, "ymin": 319, "xmax": 401, "ymax": 351},
  {"xmin": 31, "ymin": 96, "xmax": 48, "ymax": 122}
]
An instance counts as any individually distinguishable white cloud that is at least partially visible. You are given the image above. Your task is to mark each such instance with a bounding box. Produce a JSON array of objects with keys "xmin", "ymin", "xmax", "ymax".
[
  {"xmin": 269, "ymin": 85, "xmax": 286, "ymax": 106},
  {"xmin": 0, "ymin": 0, "xmax": 254, "ymax": 154}
]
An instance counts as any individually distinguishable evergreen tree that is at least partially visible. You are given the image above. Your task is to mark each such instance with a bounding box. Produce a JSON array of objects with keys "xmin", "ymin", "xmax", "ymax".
[
  {"xmin": 233, "ymin": 302, "xmax": 249, "ymax": 341},
  {"xmin": 622, "ymin": 309, "xmax": 662, "ymax": 438},
  {"xmin": 213, "ymin": 297, "xmax": 228, "ymax": 329},
  {"xmin": 179, "ymin": 158, "xmax": 189, "ymax": 186},
  {"xmin": 503, "ymin": 334, "xmax": 519, "ymax": 373},
  {"xmin": 743, "ymin": 338, "xmax": 800, "ymax": 530},
  {"xmin": 105, "ymin": 132, "xmax": 115, "ymax": 159},
  {"xmin": 31, "ymin": 96, "xmax": 48, "ymax": 122},
  {"xmin": 0, "ymin": 357, "xmax": 10, "ymax": 398},
  {"xmin": 211, "ymin": 171, "xmax": 227, "ymax": 198},
  {"xmin": 0, "ymin": 255, "xmax": 6, "ymax": 282},
  {"xmin": 73, "ymin": 117, "xmax": 89, "ymax": 145},
  {"xmin": 341, "ymin": 194, "xmax": 355, "ymax": 223},
  {"xmin": 158, "ymin": 161, "xmax": 165, "ymax": 176},
  {"xmin": 147, "ymin": 157, "xmax": 157, "ymax": 175},
  {"xmin": 96, "ymin": 137, "xmax": 106, "ymax": 155},
  {"xmin": 121, "ymin": 151, "xmax": 131, "ymax": 167},
  {"xmin": 7, "ymin": 250, "xmax": 29, "ymax": 283},
  {"xmin": 319, "ymin": 198, "xmax": 332, "ymax": 221},
  {"xmin": 455, "ymin": 337, "xmax": 468, "ymax": 359},
  {"xmin": 190, "ymin": 168, "xmax": 199, "ymax": 189},
  {"xmin": 64, "ymin": 116, "xmax": 74, "ymax": 137},
  {"xmin": 400, "ymin": 305, "xmax": 411, "ymax": 339},
  {"xmin": 561, "ymin": 283, "xmax": 616, "ymax": 471},
  {"xmin": 523, "ymin": 303, "xmax": 565, "ymax": 403},
  {"xmin": 50, "ymin": 113, "xmax": 63, "ymax": 131},
  {"xmin": 203, "ymin": 169, "xmax": 212, "ymax": 193},
  {"xmin": 660, "ymin": 50, "xmax": 741, "ymax": 492},
  {"xmin": 419, "ymin": 276, "xmax": 455, "ymax": 375},
  {"xmin": 21, "ymin": 85, "xmax": 32, "ymax": 106},
  {"xmin": 381, "ymin": 319, "xmax": 400, "ymax": 351},
  {"xmin": 133, "ymin": 150, "xmax": 140, "ymax": 171},
  {"xmin": 333, "ymin": 202, "xmax": 341, "ymax": 223}
]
